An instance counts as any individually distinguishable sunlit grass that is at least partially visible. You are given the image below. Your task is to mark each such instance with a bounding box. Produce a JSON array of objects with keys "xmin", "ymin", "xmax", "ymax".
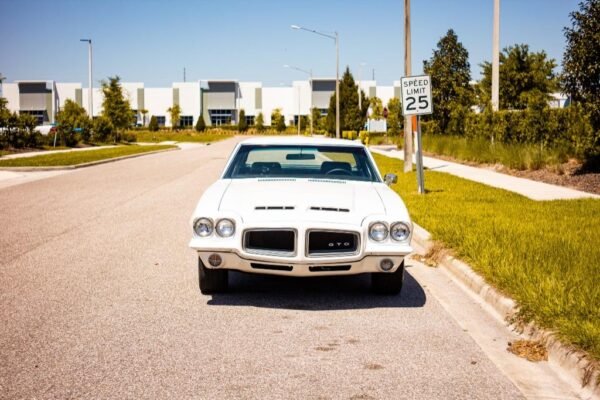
[
  {"xmin": 132, "ymin": 130, "xmax": 233, "ymax": 143},
  {"xmin": 0, "ymin": 145, "xmax": 176, "ymax": 167},
  {"xmin": 420, "ymin": 135, "xmax": 571, "ymax": 170},
  {"xmin": 374, "ymin": 153, "xmax": 600, "ymax": 360}
]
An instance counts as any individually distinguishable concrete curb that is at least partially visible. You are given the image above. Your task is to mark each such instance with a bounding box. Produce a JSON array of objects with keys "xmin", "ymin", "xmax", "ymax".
[
  {"xmin": 411, "ymin": 223, "xmax": 600, "ymax": 398},
  {"xmin": 0, "ymin": 147, "xmax": 179, "ymax": 172}
]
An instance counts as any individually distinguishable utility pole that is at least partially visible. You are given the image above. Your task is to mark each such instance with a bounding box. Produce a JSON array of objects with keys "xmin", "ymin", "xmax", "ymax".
[
  {"xmin": 335, "ymin": 31, "xmax": 340, "ymax": 139},
  {"xmin": 358, "ymin": 62, "xmax": 366, "ymax": 112},
  {"xmin": 80, "ymin": 39, "xmax": 93, "ymax": 119},
  {"xmin": 491, "ymin": 0, "xmax": 500, "ymax": 111},
  {"xmin": 403, "ymin": 0, "xmax": 413, "ymax": 173},
  {"xmin": 183, "ymin": 67, "xmax": 186, "ymax": 82}
]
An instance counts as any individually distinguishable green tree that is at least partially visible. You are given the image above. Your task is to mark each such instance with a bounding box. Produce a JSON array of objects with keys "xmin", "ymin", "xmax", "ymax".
[
  {"xmin": 271, "ymin": 108, "xmax": 286, "ymax": 132},
  {"xmin": 255, "ymin": 112, "xmax": 265, "ymax": 132},
  {"xmin": 148, "ymin": 115, "xmax": 159, "ymax": 132},
  {"xmin": 310, "ymin": 107, "xmax": 322, "ymax": 131},
  {"xmin": 326, "ymin": 67, "xmax": 364, "ymax": 135},
  {"xmin": 369, "ymin": 97, "xmax": 384, "ymax": 120},
  {"xmin": 167, "ymin": 104, "xmax": 182, "ymax": 131},
  {"xmin": 195, "ymin": 115, "xmax": 206, "ymax": 132},
  {"xmin": 56, "ymin": 99, "xmax": 92, "ymax": 145},
  {"xmin": 93, "ymin": 116, "xmax": 114, "ymax": 141},
  {"xmin": 386, "ymin": 98, "xmax": 403, "ymax": 137},
  {"xmin": 562, "ymin": 0, "xmax": 600, "ymax": 133},
  {"xmin": 480, "ymin": 44, "xmax": 557, "ymax": 110},
  {"xmin": 238, "ymin": 109, "xmax": 248, "ymax": 132},
  {"xmin": 100, "ymin": 76, "xmax": 133, "ymax": 140},
  {"xmin": 423, "ymin": 29, "xmax": 474, "ymax": 133}
]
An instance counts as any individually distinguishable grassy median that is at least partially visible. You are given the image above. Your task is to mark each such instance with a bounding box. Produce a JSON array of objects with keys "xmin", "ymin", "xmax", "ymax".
[
  {"xmin": 0, "ymin": 145, "xmax": 176, "ymax": 167},
  {"xmin": 133, "ymin": 130, "xmax": 233, "ymax": 143},
  {"xmin": 373, "ymin": 153, "xmax": 600, "ymax": 360}
]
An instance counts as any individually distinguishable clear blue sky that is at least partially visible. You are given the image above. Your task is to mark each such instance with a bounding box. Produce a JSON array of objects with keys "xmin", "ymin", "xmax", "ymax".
[{"xmin": 0, "ymin": 0, "xmax": 579, "ymax": 87}]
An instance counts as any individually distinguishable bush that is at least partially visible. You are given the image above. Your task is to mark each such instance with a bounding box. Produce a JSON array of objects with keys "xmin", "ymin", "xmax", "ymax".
[
  {"xmin": 148, "ymin": 116, "xmax": 159, "ymax": 132},
  {"xmin": 195, "ymin": 115, "xmax": 206, "ymax": 132},
  {"xmin": 93, "ymin": 116, "xmax": 114, "ymax": 142},
  {"xmin": 342, "ymin": 130, "xmax": 358, "ymax": 140},
  {"xmin": 238, "ymin": 110, "xmax": 248, "ymax": 132}
]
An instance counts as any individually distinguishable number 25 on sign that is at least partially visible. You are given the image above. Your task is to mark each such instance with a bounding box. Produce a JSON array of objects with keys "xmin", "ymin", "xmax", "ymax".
[{"xmin": 401, "ymin": 75, "xmax": 433, "ymax": 116}]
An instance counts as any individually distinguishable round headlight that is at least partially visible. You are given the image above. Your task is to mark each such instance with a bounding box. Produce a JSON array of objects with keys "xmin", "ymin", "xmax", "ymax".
[
  {"xmin": 193, "ymin": 218, "xmax": 213, "ymax": 237},
  {"xmin": 369, "ymin": 222, "xmax": 388, "ymax": 241},
  {"xmin": 216, "ymin": 219, "xmax": 235, "ymax": 237},
  {"xmin": 390, "ymin": 222, "xmax": 411, "ymax": 242}
]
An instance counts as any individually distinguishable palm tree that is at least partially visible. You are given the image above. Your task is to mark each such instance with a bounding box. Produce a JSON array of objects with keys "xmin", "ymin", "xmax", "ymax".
[{"xmin": 140, "ymin": 108, "xmax": 148, "ymax": 127}]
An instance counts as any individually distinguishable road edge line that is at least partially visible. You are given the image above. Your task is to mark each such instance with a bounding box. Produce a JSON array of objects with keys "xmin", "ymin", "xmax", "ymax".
[{"xmin": 411, "ymin": 223, "xmax": 600, "ymax": 399}]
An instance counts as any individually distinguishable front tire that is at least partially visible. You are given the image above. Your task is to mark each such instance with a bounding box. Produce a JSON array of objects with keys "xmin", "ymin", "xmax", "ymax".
[
  {"xmin": 371, "ymin": 260, "xmax": 404, "ymax": 295},
  {"xmin": 198, "ymin": 259, "xmax": 228, "ymax": 294}
]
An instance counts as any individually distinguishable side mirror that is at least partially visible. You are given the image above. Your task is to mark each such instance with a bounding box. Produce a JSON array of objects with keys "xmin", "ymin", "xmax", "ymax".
[{"xmin": 384, "ymin": 173, "xmax": 398, "ymax": 186}]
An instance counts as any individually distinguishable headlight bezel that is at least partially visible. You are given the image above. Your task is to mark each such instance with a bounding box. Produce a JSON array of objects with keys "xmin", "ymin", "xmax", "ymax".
[
  {"xmin": 193, "ymin": 217, "xmax": 214, "ymax": 237},
  {"xmin": 369, "ymin": 221, "xmax": 389, "ymax": 242},
  {"xmin": 390, "ymin": 222, "xmax": 411, "ymax": 242},
  {"xmin": 215, "ymin": 218, "xmax": 236, "ymax": 237}
]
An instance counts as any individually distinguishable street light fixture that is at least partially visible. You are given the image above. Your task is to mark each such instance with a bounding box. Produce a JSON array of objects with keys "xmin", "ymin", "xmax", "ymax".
[
  {"xmin": 284, "ymin": 64, "xmax": 313, "ymax": 136},
  {"xmin": 291, "ymin": 24, "xmax": 339, "ymax": 139},
  {"xmin": 80, "ymin": 39, "xmax": 93, "ymax": 119}
]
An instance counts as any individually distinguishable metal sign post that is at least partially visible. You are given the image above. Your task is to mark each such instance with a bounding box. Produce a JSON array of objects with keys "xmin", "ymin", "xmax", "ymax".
[{"xmin": 400, "ymin": 75, "xmax": 433, "ymax": 194}]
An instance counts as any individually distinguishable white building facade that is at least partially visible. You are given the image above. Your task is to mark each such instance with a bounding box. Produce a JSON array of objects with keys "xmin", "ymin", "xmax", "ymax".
[{"xmin": 2, "ymin": 78, "xmax": 406, "ymax": 128}]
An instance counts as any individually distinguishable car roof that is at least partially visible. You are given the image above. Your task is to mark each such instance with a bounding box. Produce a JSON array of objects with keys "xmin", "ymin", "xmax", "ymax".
[{"xmin": 239, "ymin": 136, "xmax": 365, "ymax": 147}]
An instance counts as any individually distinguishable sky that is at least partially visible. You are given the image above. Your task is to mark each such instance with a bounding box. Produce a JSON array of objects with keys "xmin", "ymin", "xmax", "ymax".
[{"xmin": 0, "ymin": 0, "xmax": 580, "ymax": 87}]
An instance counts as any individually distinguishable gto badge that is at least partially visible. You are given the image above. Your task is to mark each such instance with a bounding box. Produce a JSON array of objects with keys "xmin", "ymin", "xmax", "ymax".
[{"xmin": 328, "ymin": 242, "xmax": 351, "ymax": 248}]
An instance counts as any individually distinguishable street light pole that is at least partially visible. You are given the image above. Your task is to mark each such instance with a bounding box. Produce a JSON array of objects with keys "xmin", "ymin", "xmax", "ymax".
[
  {"xmin": 80, "ymin": 39, "xmax": 93, "ymax": 118},
  {"xmin": 284, "ymin": 64, "xmax": 313, "ymax": 135},
  {"xmin": 358, "ymin": 62, "xmax": 366, "ymax": 113},
  {"xmin": 291, "ymin": 25, "xmax": 340, "ymax": 138},
  {"xmin": 0, "ymin": 73, "xmax": 5, "ymax": 98}
]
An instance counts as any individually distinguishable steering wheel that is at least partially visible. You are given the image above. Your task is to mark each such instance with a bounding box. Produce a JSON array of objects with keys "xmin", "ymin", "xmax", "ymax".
[{"xmin": 325, "ymin": 168, "xmax": 352, "ymax": 176}]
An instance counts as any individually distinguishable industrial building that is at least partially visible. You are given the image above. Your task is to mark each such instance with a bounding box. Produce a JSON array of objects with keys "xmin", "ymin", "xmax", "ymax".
[{"xmin": 1, "ymin": 79, "xmax": 402, "ymax": 128}]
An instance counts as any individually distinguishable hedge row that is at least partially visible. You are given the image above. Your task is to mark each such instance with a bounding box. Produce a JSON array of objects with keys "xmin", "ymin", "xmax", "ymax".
[{"xmin": 421, "ymin": 105, "xmax": 599, "ymax": 162}]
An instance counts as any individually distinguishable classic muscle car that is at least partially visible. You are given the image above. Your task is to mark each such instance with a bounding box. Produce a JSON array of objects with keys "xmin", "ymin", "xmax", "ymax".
[{"xmin": 189, "ymin": 137, "xmax": 413, "ymax": 295}]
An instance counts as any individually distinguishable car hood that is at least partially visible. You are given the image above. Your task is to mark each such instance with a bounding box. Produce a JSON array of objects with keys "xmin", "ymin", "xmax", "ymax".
[{"xmin": 218, "ymin": 178, "xmax": 386, "ymax": 225}]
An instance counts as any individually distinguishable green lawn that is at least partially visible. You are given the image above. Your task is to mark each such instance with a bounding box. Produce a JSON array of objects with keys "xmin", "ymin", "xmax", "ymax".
[
  {"xmin": 0, "ymin": 145, "xmax": 176, "ymax": 167},
  {"xmin": 373, "ymin": 153, "xmax": 600, "ymax": 360},
  {"xmin": 133, "ymin": 130, "xmax": 233, "ymax": 143}
]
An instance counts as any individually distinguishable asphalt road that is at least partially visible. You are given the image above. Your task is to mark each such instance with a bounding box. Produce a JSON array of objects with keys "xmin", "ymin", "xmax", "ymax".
[{"xmin": 0, "ymin": 138, "xmax": 528, "ymax": 399}]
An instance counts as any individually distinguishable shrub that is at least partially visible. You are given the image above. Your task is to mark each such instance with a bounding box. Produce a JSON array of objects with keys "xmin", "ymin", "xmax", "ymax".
[
  {"xmin": 255, "ymin": 113, "xmax": 265, "ymax": 132},
  {"xmin": 148, "ymin": 116, "xmax": 159, "ymax": 132},
  {"xmin": 195, "ymin": 115, "xmax": 206, "ymax": 132},
  {"xmin": 93, "ymin": 116, "xmax": 114, "ymax": 142},
  {"xmin": 238, "ymin": 109, "xmax": 248, "ymax": 132}
]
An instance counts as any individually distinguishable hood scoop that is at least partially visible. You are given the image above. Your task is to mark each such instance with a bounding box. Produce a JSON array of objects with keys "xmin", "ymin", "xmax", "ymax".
[
  {"xmin": 255, "ymin": 206, "xmax": 295, "ymax": 210},
  {"xmin": 309, "ymin": 206, "xmax": 350, "ymax": 213}
]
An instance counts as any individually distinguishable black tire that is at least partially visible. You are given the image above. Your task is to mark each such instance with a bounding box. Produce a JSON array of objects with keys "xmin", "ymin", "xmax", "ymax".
[
  {"xmin": 371, "ymin": 260, "xmax": 404, "ymax": 295},
  {"xmin": 198, "ymin": 259, "xmax": 228, "ymax": 294}
]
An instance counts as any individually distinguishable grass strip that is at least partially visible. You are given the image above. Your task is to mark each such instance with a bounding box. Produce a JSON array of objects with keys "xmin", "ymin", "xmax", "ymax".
[
  {"xmin": 0, "ymin": 145, "xmax": 176, "ymax": 167},
  {"xmin": 373, "ymin": 153, "xmax": 600, "ymax": 360},
  {"xmin": 132, "ymin": 130, "xmax": 233, "ymax": 143}
]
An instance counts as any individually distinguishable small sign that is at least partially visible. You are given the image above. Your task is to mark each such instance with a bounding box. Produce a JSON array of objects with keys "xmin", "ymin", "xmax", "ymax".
[{"xmin": 400, "ymin": 75, "xmax": 433, "ymax": 116}]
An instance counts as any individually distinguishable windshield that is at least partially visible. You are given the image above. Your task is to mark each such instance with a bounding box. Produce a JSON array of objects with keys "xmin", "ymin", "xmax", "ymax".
[{"xmin": 223, "ymin": 145, "xmax": 381, "ymax": 182}]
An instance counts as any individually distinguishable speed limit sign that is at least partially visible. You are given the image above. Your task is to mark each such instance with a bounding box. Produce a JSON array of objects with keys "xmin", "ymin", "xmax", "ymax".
[{"xmin": 400, "ymin": 75, "xmax": 433, "ymax": 116}]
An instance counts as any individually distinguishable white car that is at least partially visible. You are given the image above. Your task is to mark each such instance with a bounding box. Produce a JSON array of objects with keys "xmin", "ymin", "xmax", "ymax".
[{"xmin": 189, "ymin": 137, "xmax": 413, "ymax": 295}]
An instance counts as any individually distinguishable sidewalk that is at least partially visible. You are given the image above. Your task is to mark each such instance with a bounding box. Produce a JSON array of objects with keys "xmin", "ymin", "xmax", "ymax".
[{"xmin": 370, "ymin": 146, "xmax": 599, "ymax": 201}]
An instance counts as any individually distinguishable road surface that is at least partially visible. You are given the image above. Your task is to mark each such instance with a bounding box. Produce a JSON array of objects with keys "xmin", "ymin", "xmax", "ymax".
[{"xmin": 0, "ymin": 138, "xmax": 574, "ymax": 399}]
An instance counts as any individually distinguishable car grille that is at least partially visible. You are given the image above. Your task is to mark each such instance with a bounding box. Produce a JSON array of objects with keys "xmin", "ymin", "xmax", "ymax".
[
  {"xmin": 307, "ymin": 230, "xmax": 359, "ymax": 256},
  {"xmin": 243, "ymin": 229, "xmax": 296, "ymax": 256}
]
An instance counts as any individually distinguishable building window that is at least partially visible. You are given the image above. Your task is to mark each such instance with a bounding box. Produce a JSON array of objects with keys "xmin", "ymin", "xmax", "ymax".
[
  {"xmin": 156, "ymin": 116, "xmax": 166, "ymax": 127},
  {"xmin": 180, "ymin": 115, "xmax": 194, "ymax": 127},
  {"xmin": 319, "ymin": 108, "xmax": 328, "ymax": 116},
  {"xmin": 209, "ymin": 109, "xmax": 234, "ymax": 126},
  {"xmin": 20, "ymin": 110, "xmax": 46, "ymax": 125},
  {"xmin": 245, "ymin": 115, "xmax": 255, "ymax": 126}
]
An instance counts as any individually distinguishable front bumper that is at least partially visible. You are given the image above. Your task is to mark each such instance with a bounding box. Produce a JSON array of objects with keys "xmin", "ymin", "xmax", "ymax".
[{"xmin": 196, "ymin": 250, "xmax": 409, "ymax": 277}]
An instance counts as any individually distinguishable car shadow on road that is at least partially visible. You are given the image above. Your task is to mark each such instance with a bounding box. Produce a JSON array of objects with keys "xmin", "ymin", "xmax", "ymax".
[{"xmin": 206, "ymin": 268, "xmax": 426, "ymax": 310}]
